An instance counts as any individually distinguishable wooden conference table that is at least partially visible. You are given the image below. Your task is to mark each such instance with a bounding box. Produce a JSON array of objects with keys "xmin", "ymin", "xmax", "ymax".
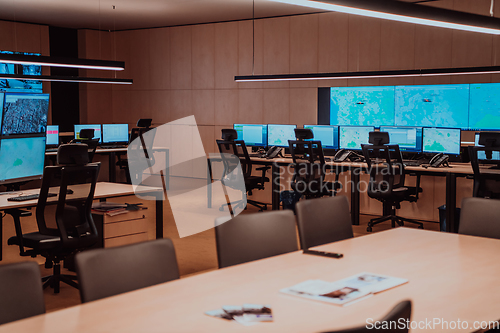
[
  {"xmin": 0, "ymin": 182, "xmax": 164, "ymax": 261},
  {"xmin": 238, "ymin": 157, "xmax": 490, "ymax": 233},
  {"xmin": 2, "ymin": 228, "xmax": 500, "ymax": 333}
]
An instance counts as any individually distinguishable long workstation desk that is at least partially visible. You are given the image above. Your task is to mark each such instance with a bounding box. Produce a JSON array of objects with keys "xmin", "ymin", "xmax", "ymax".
[
  {"xmin": 0, "ymin": 182, "xmax": 164, "ymax": 261},
  {"xmin": 209, "ymin": 156, "xmax": 494, "ymax": 233},
  {"xmin": 2, "ymin": 228, "xmax": 500, "ymax": 333}
]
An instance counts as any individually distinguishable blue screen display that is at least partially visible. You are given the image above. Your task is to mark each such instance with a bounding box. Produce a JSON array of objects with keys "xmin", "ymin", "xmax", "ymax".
[
  {"xmin": 469, "ymin": 83, "xmax": 500, "ymax": 131},
  {"xmin": 2, "ymin": 93, "xmax": 49, "ymax": 135},
  {"xmin": 395, "ymin": 84, "xmax": 469, "ymax": 129},
  {"xmin": 0, "ymin": 51, "xmax": 43, "ymax": 93},
  {"xmin": 339, "ymin": 126, "xmax": 375, "ymax": 150},
  {"xmin": 102, "ymin": 124, "xmax": 129, "ymax": 143},
  {"xmin": 379, "ymin": 126, "xmax": 422, "ymax": 152},
  {"xmin": 267, "ymin": 124, "xmax": 296, "ymax": 147},
  {"xmin": 0, "ymin": 136, "xmax": 46, "ymax": 184},
  {"xmin": 233, "ymin": 124, "xmax": 268, "ymax": 147},
  {"xmin": 46, "ymin": 125, "xmax": 59, "ymax": 146},
  {"xmin": 422, "ymin": 127, "xmax": 461, "ymax": 155},
  {"xmin": 303, "ymin": 125, "xmax": 339, "ymax": 149},
  {"xmin": 74, "ymin": 124, "xmax": 102, "ymax": 143},
  {"xmin": 330, "ymin": 86, "xmax": 395, "ymax": 127}
]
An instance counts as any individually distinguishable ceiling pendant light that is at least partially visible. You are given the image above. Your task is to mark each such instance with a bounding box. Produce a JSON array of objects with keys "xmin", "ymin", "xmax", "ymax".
[
  {"xmin": 0, "ymin": 53, "xmax": 125, "ymax": 71},
  {"xmin": 0, "ymin": 73, "xmax": 133, "ymax": 85}
]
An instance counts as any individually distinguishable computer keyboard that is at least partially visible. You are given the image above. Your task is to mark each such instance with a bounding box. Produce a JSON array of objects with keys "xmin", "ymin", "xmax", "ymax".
[
  {"xmin": 45, "ymin": 148, "xmax": 58, "ymax": 152},
  {"xmin": 99, "ymin": 145, "xmax": 127, "ymax": 149},
  {"xmin": 403, "ymin": 160, "xmax": 426, "ymax": 167},
  {"xmin": 7, "ymin": 193, "xmax": 57, "ymax": 202}
]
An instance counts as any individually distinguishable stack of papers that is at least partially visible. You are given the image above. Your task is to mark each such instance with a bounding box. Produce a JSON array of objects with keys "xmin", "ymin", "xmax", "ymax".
[
  {"xmin": 280, "ymin": 272, "xmax": 408, "ymax": 306},
  {"xmin": 205, "ymin": 304, "xmax": 273, "ymax": 326}
]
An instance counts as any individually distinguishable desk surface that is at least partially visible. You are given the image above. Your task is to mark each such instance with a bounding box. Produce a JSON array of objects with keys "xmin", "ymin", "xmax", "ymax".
[
  {"xmin": 0, "ymin": 182, "xmax": 162, "ymax": 210},
  {"xmin": 2, "ymin": 228, "xmax": 499, "ymax": 333}
]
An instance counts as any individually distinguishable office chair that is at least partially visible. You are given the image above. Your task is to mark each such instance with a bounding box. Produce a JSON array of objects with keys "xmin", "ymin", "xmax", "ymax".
[
  {"xmin": 8, "ymin": 144, "xmax": 101, "ymax": 293},
  {"xmin": 295, "ymin": 196, "xmax": 353, "ymax": 250},
  {"xmin": 361, "ymin": 132, "xmax": 423, "ymax": 232},
  {"xmin": 0, "ymin": 261, "xmax": 45, "ymax": 325},
  {"xmin": 70, "ymin": 128, "xmax": 99, "ymax": 162},
  {"xmin": 215, "ymin": 210, "xmax": 298, "ymax": 268},
  {"xmin": 116, "ymin": 118, "xmax": 155, "ymax": 184},
  {"xmin": 468, "ymin": 132, "xmax": 500, "ymax": 199},
  {"xmin": 216, "ymin": 129, "xmax": 270, "ymax": 212},
  {"xmin": 288, "ymin": 129, "xmax": 341, "ymax": 199},
  {"xmin": 322, "ymin": 300, "xmax": 411, "ymax": 333},
  {"xmin": 459, "ymin": 197, "xmax": 500, "ymax": 239},
  {"xmin": 75, "ymin": 238, "xmax": 179, "ymax": 303}
]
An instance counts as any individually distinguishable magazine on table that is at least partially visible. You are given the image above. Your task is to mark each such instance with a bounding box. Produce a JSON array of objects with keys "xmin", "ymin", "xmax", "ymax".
[{"xmin": 280, "ymin": 272, "xmax": 408, "ymax": 306}]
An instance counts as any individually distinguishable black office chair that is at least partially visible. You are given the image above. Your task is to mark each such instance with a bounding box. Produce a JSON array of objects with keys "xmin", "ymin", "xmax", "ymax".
[
  {"xmin": 215, "ymin": 210, "xmax": 298, "ymax": 268},
  {"xmin": 361, "ymin": 132, "xmax": 423, "ymax": 232},
  {"xmin": 116, "ymin": 118, "xmax": 155, "ymax": 184},
  {"xmin": 71, "ymin": 128, "xmax": 99, "ymax": 162},
  {"xmin": 216, "ymin": 129, "xmax": 270, "ymax": 212},
  {"xmin": 295, "ymin": 196, "xmax": 353, "ymax": 250},
  {"xmin": 288, "ymin": 129, "xmax": 341, "ymax": 200},
  {"xmin": 0, "ymin": 261, "xmax": 45, "ymax": 325},
  {"xmin": 322, "ymin": 300, "xmax": 412, "ymax": 333},
  {"xmin": 469, "ymin": 132, "xmax": 500, "ymax": 199},
  {"xmin": 8, "ymin": 144, "xmax": 101, "ymax": 293},
  {"xmin": 75, "ymin": 238, "xmax": 180, "ymax": 303},
  {"xmin": 458, "ymin": 197, "xmax": 500, "ymax": 239}
]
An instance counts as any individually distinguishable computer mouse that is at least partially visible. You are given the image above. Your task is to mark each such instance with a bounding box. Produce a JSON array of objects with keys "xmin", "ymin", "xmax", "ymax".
[{"xmin": 67, "ymin": 189, "xmax": 74, "ymax": 194}]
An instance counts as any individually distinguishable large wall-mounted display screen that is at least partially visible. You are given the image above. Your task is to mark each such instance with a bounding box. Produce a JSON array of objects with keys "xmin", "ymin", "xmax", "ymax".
[
  {"xmin": 469, "ymin": 83, "xmax": 500, "ymax": 131},
  {"xmin": 0, "ymin": 51, "xmax": 43, "ymax": 93}
]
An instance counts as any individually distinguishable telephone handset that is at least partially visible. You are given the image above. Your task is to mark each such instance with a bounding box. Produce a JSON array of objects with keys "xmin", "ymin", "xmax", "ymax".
[
  {"xmin": 429, "ymin": 153, "xmax": 450, "ymax": 168},
  {"xmin": 265, "ymin": 146, "xmax": 283, "ymax": 159},
  {"xmin": 334, "ymin": 149, "xmax": 352, "ymax": 162}
]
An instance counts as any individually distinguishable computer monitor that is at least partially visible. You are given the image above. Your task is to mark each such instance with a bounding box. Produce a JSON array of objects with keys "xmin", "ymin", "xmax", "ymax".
[
  {"xmin": 422, "ymin": 127, "xmax": 461, "ymax": 155},
  {"xmin": 233, "ymin": 124, "xmax": 268, "ymax": 147},
  {"xmin": 1, "ymin": 93, "xmax": 49, "ymax": 135},
  {"xmin": 46, "ymin": 125, "xmax": 59, "ymax": 146},
  {"xmin": 74, "ymin": 124, "xmax": 102, "ymax": 143},
  {"xmin": 303, "ymin": 125, "xmax": 339, "ymax": 149},
  {"xmin": 475, "ymin": 133, "xmax": 500, "ymax": 161},
  {"xmin": 0, "ymin": 136, "xmax": 46, "ymax": 185},
  {"xmin": 339, "ymin": 126, "xmax": 375, "ymax": 150},
  {"xmin": 102, "ymin": 124, "xmax": 129, "ymax": 144},
  {"xmin": 395, "ymin": 84, "xmax": 469, "ymax": 129},
  {"xmin": 267, "ymin": 124, "xmax": 297, "ymax": 147},
  {"xmin": 379, "ymin": 126, "xmax": 423, "ymax": 152}
]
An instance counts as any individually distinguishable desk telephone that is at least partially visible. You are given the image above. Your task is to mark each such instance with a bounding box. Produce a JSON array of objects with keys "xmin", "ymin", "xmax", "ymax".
[
  {"xmin": 429, "ymin": 153, "xmax": 450, "ymax": 168},
  {"xmin": 333, "ymin": 149, "xmax": 364, "ymax": 162},
  {"xmin": 264, "ymin": 146, "xmax": 283, "ymax": 159}
]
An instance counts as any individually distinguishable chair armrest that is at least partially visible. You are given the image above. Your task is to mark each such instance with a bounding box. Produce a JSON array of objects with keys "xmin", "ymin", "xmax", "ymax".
[{"xmin": 255, "ymin": 166, "xmax": 270, "ymax": 171}]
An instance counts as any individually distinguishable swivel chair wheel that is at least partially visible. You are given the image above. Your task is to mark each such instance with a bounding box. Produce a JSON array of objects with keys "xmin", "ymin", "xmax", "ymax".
[{"xmin": 366, "ymin": 226, "xmax": 372, "ymax": 232}]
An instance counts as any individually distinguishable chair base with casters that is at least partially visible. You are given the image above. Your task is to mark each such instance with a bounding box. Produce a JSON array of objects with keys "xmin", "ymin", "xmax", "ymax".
[{"xmin": 366, "ymin": 199, "xmax": 424, "ymax": 232}]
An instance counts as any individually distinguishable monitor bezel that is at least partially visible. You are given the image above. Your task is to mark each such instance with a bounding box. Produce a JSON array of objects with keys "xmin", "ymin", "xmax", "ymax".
[
  {"xmin": 379, "ymin": 126, "xmax": 423, "ymax": 153},
  {"xmin": 232, "ymin": 123, "xmax": 268, "ymax": 147},
  {"xmin": 102, "ymin": 123, "xmax": 129, "ymax": 144},
  {"xmin": 45, "ymin": 125, "xmax": 59, "ymax": 147},
  {"xmin": 1, "ymin": 92, "xmax": 50, "ymax": 137},
  {"xmin": 338, "ymin": 125, "xmax": 375, "ymax": 150},
  {"xmin": 422, "ymin": 127, "xmax": 461, "ymax": 155},
  {"xmin": 0, "ymin": 135, "xmax": 46, "ymax": 185},
  {"xmin": 267, "ymin": 124, "xmax": 297, "ymax": 147}
]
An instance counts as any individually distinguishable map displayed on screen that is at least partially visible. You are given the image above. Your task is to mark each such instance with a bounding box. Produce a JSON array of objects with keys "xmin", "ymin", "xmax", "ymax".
[
  {"xmin": 0, "ymin": 136, "xmax": 46, "ymax": 182},
  {"xmin": 330, "ymin": 86, "xmax": 395, "ymax": 127},
  {"xmin": 1, "ymin": 93, "xmax": 49, "ymax": 135},
  {"xmin": 395, "ymin": 84, "xmax": 469, "ymax": 129},
  {"xmin": 423, "ymin": 128, "xmax": 461, "ymax": 155},
  {"xmin": 339, "ymin": 126, "xmax": 374, "ymax": 150},
  {"xmin": 267, "ymin": 125, "xmax": 296, "ymax": 147},
  {"xmin": 469, "ymin": 83, "xmax": 500, "ymax": 130}
]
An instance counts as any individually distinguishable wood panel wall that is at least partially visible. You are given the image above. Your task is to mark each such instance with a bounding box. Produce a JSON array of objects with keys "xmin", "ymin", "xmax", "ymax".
[{"xmin": 78, "ymin": 3, "xmax": 499, "ymax": 222}]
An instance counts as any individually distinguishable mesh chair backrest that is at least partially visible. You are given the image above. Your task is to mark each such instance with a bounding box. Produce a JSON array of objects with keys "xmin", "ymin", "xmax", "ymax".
[
  {"xmin": 0, "ymin": 261, "xmax": 45, "ymax": 325},
  {"xmin": 215, "ymin": 210, "xmax": 298, "ymax": 268},
  {"xmin": 468, "ymin": 145, "xmax": 500, "ymax": 198},
  {"xmin": 216, "ymin": 139, "xmax": 252, "ymax": 178},
  {"xmin": 362, "ymin": 144, "xmax": 405, "ymax": 197},
  {"xmin": 75, "ymin": 238, "xmax": 180, "ymax": 303},
  {"xmin": 289, "ymin": 140, "xmax": 326, "ymax": 184},
  {"xmin": 295, "ymin": 196, "xmax": 353, "ymax": 249}
]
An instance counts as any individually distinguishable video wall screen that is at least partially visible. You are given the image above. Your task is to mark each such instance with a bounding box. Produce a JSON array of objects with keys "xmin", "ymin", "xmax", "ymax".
[
  {"xmin": 0, "ymin": 51, "xmax": 43, "ymax": 93},
  {"xmin": 1, "ymin": 93, "xmax": 49, "ymax": 135},
  {"xmin": 319, "ymin": 83, "xmax": 500, "ymax": 131}
]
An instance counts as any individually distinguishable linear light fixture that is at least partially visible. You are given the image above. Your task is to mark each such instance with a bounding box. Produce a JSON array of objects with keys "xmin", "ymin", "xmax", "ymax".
[
  {"xmin": 0, "ymin": 73, "xmax": 133, "ymax": 85},
  {"xmin": 0, "ymin": 53, "xmax": 125, "ymax": 71},
  {"xmin": 268, "ymin": 0, "xmax": 500, "ymax": 35},
  {"xmin": 234, "ymin": 66, "xmax": 500, "ymax": 82}
]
